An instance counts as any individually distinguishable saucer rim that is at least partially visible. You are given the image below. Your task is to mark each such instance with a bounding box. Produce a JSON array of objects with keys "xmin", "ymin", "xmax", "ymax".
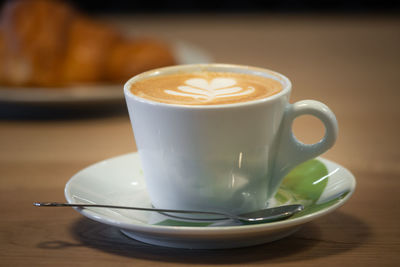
[{"xmin": 65, "ymin": 152, "xmax": 356, "ymax": 235}]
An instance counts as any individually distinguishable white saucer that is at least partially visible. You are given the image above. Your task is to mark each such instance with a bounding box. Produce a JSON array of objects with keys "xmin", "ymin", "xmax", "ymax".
[{"xmin": 65, "ymin": 152, "xmax": 355, "ymax": 249}]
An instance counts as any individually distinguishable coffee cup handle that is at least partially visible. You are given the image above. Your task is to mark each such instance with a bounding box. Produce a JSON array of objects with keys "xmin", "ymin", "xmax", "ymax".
[{"xmin": 271, "ymin": 100, "xmax": 338, "ymax": 188}]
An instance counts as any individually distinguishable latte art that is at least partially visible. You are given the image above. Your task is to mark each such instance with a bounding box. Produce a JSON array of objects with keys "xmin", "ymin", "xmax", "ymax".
[
  {"xmin": 165, "ymin": 78, "xmax": 255, "ymax": 102},
  {"xmin": 130, "ymin": 72, "xmax": 283, "ymax": 105}
]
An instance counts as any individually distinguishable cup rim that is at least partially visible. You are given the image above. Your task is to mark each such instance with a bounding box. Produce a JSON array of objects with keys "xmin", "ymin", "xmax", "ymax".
[{"xmin": 124, "ymin": 63, "xmax": 292, "ymax": 109}]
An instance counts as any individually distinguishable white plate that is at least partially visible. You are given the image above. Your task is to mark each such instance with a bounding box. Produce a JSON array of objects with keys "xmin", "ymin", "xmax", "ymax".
[
  {"xmin": 65, "ymin": 152, "xmax": 356, "ymax": 249},
  {"xmin": 0, "ymin": 42, "xmax": 212, "ymax": 106}
]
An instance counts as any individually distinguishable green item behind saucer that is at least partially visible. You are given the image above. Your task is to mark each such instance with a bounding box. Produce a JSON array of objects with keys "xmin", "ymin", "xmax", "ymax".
[{"xmin": 282, "ymin": 159, "xmax": 328, "ymax": 204}]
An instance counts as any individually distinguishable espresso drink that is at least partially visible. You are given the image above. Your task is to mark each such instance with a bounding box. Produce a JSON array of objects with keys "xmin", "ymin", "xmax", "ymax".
[{"xmin": 130, "ymin": 72, "xmax": 283, "ymax": 105}]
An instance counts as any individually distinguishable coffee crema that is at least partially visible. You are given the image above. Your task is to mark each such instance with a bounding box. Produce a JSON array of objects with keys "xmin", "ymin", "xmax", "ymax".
[{"xmin": 129, "ymin": 72, "xmax": 283, "ymax": 105}]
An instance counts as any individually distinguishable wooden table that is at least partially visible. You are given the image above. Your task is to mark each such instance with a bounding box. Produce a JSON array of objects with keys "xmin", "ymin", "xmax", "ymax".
[{"xmin": 1, "ymin": 14, "xmax": 399, "ymax": 266}]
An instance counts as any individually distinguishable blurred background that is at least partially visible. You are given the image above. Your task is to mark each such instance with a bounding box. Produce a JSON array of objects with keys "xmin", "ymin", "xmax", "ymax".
[{"xmin": 54, "ymin": 0, "xmax": 400, "ymax": 14}]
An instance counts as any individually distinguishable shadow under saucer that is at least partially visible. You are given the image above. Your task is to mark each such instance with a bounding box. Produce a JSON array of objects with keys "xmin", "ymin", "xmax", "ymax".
[{"xmin": 65, "ymin": 210, "xmax": 370, "ymax": 264}]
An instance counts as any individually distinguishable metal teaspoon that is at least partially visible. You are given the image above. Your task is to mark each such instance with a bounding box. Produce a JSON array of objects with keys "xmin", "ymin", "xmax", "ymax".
[{"xmin": 33, "ymin": 202, "xmax": 304, "ymax": 223}]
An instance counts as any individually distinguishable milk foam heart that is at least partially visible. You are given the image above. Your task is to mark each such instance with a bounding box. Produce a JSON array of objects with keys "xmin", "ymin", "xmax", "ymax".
[
  {"xmin": 129, "ymin": 71, "xmax": 283, "ymax": 105},
  {"xmin": 164, "ymin": 78, "xmax": 255, "ymax": 101}
]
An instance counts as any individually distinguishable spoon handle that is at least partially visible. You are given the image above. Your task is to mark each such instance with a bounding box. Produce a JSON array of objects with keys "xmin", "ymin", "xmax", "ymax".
[{"xmin": 34, "ymin": 202, "xmax": 233, "ymax": 218}]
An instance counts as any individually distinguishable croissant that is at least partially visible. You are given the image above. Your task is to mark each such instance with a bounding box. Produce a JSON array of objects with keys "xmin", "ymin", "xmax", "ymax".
[{"xmin": 0, "ymin": 0, "xmax": 176, "ymax": 87}]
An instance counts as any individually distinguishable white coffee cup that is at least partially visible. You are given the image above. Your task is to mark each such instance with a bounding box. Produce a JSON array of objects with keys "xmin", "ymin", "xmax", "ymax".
[{"xmin": 124, "ymin": 64, "xmax": 338, "ymax": 215}]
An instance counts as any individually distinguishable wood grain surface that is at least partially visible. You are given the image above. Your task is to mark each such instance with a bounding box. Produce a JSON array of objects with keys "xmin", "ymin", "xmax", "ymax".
[{"xmin": 1, "ymin": 14, "xmax": 399, "ymax": 266}]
